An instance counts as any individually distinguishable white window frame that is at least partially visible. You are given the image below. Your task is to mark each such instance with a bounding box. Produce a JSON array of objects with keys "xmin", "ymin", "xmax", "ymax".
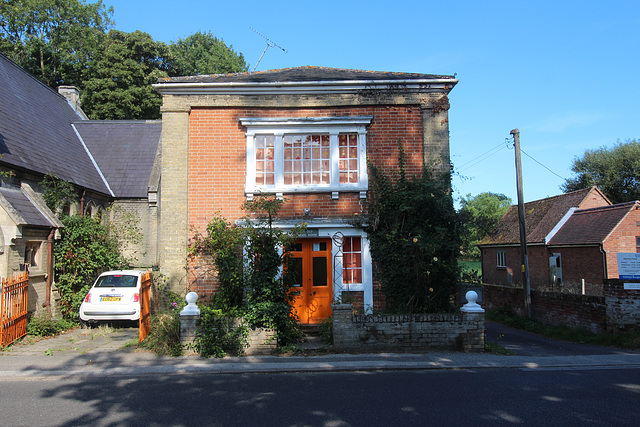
[
  {"xmin": 241, "ymin": 116, "xmax": 372, "ymax": 195},
  {"xmin": 497, "ymin": 250, "xmax": 506, "ymax": 268}
]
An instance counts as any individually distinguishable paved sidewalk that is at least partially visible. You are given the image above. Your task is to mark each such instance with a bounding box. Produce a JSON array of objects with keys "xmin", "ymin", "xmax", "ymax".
[{"xmin": 1, "ymin": 325, "xmax": 639, "ymax": 378}]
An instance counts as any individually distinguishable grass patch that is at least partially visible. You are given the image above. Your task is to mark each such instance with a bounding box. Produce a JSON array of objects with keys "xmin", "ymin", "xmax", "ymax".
[
  {"xmin": 487, "ymin": 305, "xmax": 640, "ymax": 349},
  {"xmin": 484, "ymin": 341, "xmax": 514, "ymax": 355},
  {"xmin": 459, "ymin": 259, "xmax": 481, "ymax": 272}
]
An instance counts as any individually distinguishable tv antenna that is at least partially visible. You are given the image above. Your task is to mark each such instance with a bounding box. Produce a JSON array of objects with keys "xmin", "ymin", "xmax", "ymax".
[{"xmin": 250, "ymin": 27, "xmax": 287, "ymax": 71}]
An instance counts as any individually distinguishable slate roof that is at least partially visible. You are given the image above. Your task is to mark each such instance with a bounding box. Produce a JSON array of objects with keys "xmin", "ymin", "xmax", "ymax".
[
  {"xmin": 0, "ymin": 54, "xmax": 110, "ymax": 194},
  {"xmin": 479, "ymin": 187, "xmax": 607, "ymax": 246},
  {"xmin": 0, "ymin": 186, "xmax": 59, "ymax": 228},
  {"xmin": 160, "ymin": 66, "xmax": 456, "ymax": 84},
  {"xmin": 74, "ymin": 121, "xmax": 161, "ymax": 198},
  {"xmin": 548, "ymin": 202, "xmax": 637, "ymax": 246}
]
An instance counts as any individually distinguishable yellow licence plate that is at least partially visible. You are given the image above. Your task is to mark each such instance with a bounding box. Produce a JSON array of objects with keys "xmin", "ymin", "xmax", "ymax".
[{"xmin": 101, "ymin": 296, "xmax": 122, "ymax": 302}]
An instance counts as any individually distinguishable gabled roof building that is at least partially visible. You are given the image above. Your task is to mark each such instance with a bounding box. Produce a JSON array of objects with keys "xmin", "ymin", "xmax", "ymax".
[{"xmin": 479, "ymin": 187, "xmax": 640, "ymax": 295}]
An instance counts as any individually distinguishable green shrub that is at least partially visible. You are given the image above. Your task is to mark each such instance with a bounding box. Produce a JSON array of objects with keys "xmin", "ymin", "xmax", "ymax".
[
  {"xmin": 190, "ymin": 197, "xmax": 305, "ymax": 347},
  {"xmin": 318, "ymin": 315, "xmax": 333, "ymax": 345},
  {"xmin": 27, "ymin": 311, "xmax": 76, "ymax": 337},
  {"xmin": 54, "ymin": 214, "xmax": 129, "ymax": 320},
  {"xmin": 140, "ymin": 311, "xmax": 183, "ymax": 356},
  {"xmin": 195, "ymin": 306, "xmax": 248, "ymax": 358}
]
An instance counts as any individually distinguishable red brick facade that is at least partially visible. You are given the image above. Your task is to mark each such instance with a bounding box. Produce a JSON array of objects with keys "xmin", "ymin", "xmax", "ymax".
[
  {"xmin": 187, "ymin": 105, "xmax": 425, "ymax": 310},
  {"xmin": 603, "ymin": 208, "xmax": 640, "ymax": 278}
]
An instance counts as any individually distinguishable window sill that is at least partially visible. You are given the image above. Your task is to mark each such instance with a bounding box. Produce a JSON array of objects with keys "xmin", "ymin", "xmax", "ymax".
[
  {"xmin": 340, "ymin": 283, "xmax": 364, "ymax": 292},
  {"xmin": 246, "ymin": 185, "xmax": 367, "ymax": 195}
]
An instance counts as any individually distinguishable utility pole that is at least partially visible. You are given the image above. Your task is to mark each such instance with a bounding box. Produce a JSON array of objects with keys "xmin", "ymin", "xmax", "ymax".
[{"xmin": 511, "ymin": 128, "xmax": 532, "ymax": 318}]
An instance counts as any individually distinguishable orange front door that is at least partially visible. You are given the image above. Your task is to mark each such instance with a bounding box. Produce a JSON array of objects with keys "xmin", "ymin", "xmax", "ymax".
[{"xmin": 289, "ymin": 239, "xmax": 333, "ymax": 325}]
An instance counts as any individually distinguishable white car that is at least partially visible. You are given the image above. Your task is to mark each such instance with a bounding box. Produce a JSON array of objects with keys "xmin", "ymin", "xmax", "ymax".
[{"xmin": 79, "ymin": 270, "xmax": 145, "ymax": 325}]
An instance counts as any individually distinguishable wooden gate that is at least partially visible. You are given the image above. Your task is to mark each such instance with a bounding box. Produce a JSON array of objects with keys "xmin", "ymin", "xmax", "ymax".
[
  {"xmin": 1, "ymin": 272, "xmax": 29, "ymax": 348},
  {"xmin": 138, "ymin": 271, "xmax": 152, "ymax": 342}
]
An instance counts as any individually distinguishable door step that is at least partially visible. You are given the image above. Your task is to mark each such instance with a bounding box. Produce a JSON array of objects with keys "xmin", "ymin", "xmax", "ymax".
[{"xmin": 299, "ymin": 325, "xmax": 328, "ymax": 350}]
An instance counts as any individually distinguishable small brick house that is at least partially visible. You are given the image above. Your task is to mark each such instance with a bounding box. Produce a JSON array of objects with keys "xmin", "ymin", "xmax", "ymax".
[
  {"xmin": 479, "ymin": 186, "xmax": 640, "ymax": 294},
  {"xmin": 154, "ymin": 66, "xmax": 458, "ymax": 323}
]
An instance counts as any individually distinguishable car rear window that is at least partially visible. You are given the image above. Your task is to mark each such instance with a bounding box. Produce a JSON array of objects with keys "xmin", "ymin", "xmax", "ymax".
[{"xmin": 94, "ymin": 275, "xmax": 138, "ymax": 288}]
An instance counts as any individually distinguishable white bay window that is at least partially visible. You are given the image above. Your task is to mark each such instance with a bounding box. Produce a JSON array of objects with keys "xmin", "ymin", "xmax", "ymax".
[{"xmin": 241, "ymin": 116, "xmax": 372, "ymax": 195}]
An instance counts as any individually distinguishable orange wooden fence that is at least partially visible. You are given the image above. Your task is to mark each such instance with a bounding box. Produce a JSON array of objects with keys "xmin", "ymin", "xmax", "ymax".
[
  {"xmin": 1, "ymin": 272, "xmax": 29, "ymax": 348},
  {"xmin": 139, "ymin": 271, "xmax": 151, "ymax": 342}
]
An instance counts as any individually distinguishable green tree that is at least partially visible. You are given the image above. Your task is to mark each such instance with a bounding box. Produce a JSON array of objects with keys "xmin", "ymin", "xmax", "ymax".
[
  {"xmin": 54, "ymin": 214, "xmax": 127, "ymax": 319},
  {"xmin": 81, "ymin": 29, "xmax": 172, "ymax": 119},
  {"xmin": 0, "ymin": 0, "xmax": 113, "ymax": 88},
  {"xmin": 362, "ymin": 143, "xmax": 459, "ymax": 313},
  {"xmin": 562, "ymin": 139, "xmax": 640, "ymax": 204},
  {"xmin": 169, "ymin": 31, "xmax": 248, "ymax": 76},
  {"xmin": 40, "ymin": 172, "xmax": 78, "ymax": 214},
  {"xmin": 458, "ymin": 192, "xmax": 512, "ymax": 259}
]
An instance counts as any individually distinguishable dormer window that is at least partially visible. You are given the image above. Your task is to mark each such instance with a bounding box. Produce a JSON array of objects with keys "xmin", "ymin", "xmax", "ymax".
[{"xmin": 242, "ymin": 116, "xmax": 372, "ymax": 195}]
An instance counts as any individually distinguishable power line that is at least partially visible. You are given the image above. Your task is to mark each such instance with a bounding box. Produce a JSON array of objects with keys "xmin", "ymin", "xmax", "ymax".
[
  {"xmin": 456, "ymin": 141, "xmax": 509, "ymax": 173},
  {"xmin": 520, "ymin": 148, "xmax": 566, "ymax": 180}
]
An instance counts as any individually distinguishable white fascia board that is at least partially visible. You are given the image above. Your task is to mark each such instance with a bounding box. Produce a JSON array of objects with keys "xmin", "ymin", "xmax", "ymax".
[
  {"xmin": 71, "ymin": 124, "xmax": 115, "ymax": 197},
  {"xmin": 153, "ymin": 79, "xmax": 458, "ymax": 96},
  {"xmin": 240, "ymin": 116, "xmax": 373, "ymax": 128},
  {"xmin": 545, "ymin": 207, "xmax": 577, "ymax": 244}
]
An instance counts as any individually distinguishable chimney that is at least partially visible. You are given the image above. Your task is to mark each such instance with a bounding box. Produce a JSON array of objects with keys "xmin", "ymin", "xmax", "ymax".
[{"xmin": 58, "ymin": 86, "xmax": 88, "ymax": 119}]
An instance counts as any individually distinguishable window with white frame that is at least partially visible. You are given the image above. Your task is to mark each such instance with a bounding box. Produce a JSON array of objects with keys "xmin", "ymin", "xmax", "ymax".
[
  {"xmin": 241, "ymin": 116, "xmax": 372, "ymax": 194},
  {"xmin": 496, "ymin": 250, "xmax": 506, "ymax": 268},
  {"xmin": 342, "ymin": 236, "xmax": 363, "ymax": 285}
]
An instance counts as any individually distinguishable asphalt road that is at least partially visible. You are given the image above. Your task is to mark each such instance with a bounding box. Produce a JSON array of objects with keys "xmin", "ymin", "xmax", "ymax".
[{"xmin": 1, "ymin": 367, "xmax": 639, "ymax": 426}]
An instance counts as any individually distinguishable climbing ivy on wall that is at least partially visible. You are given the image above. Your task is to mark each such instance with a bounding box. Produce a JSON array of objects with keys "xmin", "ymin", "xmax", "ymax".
[
  {"xmin": 190, "ymin": 197, "xmax": 305, "ymax": 346},
  {"xmin": 361, "ymin": 141, "xmax": 459, "ymax": 313}
]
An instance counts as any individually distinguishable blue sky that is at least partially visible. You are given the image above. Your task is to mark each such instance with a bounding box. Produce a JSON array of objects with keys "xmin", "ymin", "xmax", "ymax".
[{"xmin": 105, "ymin": 0, "xmax": 639, "ymax": 207}]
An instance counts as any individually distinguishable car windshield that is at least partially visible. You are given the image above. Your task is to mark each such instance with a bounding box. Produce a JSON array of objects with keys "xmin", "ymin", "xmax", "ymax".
[{"xmin": 94, "ymin": 275, "xmax": 138, "ymax": 288}]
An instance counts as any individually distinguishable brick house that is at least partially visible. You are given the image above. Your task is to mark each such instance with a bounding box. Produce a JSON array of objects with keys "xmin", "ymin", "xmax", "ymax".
[
  {"xmin": 0, "ymin": 53, "xmax": 160, "ymax": 313},
  {"xmin": 479, "ymin": 186, "xmax": 640, "ymax": 295},
  {"xmin": 154, "ymin": 66, "xmax": 457, "ymax": 323}
]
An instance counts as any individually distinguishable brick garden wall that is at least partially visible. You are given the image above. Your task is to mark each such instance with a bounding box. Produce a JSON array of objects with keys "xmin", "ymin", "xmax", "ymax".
[
  {"xmin": 482, "ymin": 245, "xmax": 606, "ymax": 295},
  {"xmin": 332, "ymin": 304, "xmax": 484, "ymax": 352},
  {"xmin": 605, "ymin": 280, "xmax": 640, "ymax": 331},
  {"xmin": 531, "ymin": 292, "xmax": 607, "ymax": 333},
  {"xmin": 483, "ymin": 282, "xmax": 639, "ymax": 333}
]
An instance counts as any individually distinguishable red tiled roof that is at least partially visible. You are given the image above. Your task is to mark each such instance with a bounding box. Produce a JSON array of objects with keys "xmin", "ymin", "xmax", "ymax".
[
  {"xmin": 479, "ymin": 187, "xmax": 610, "ymax": 246},
  {"xmin": 548, "ymin": 202, "xmax": 637, "ymax": 246}
]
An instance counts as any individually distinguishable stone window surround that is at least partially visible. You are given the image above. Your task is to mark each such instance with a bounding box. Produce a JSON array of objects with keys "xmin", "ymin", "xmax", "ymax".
[{"xmin": 241, "ymin": 116, "xmax": 372, "ymax": 196}]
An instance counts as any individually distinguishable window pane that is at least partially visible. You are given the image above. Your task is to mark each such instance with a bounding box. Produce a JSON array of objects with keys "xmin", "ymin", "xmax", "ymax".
[
  {"xmin": 342, "ymin": 237, "xmax": 362, "ymax": 284},
  {"xmin": 254, "ymin": 132, "xmax": 362, "ymax": 188},
  {"xmin": 290, "ymin": 258, "xmax": 303, "ymax": 287},
  {"xmin": 343, "ymin": 238, "xmax": 351, "ymax": 253},
  {"xmin": 313, "ymin": 257, "xmax": 327, "ymax": 286},
  {"xmin": 313, "ymin": 242, "xmax": 327, "ymax": 251}
]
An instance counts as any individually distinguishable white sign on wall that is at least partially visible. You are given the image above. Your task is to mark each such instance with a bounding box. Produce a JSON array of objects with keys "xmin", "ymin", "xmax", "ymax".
[{"xmin": 617, "ymin": 253, "xmax": 640, "ymax": 280}]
